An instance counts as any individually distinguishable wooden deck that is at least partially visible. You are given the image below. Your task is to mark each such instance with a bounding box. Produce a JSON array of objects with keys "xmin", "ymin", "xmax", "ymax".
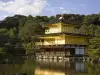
[{"xmin": 37, "ymin": 44, "xmax": 86, "ymax": 49}]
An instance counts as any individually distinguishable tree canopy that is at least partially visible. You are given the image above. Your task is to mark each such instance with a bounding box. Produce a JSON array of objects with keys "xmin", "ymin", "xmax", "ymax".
[{"xmin": 0, "ymin": 14, "xmax": 100, "ymax": 57}]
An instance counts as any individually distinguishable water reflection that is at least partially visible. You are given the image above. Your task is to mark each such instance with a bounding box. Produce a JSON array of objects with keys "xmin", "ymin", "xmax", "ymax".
[
  {"xmin": 35, "ymin": 60, "xmax": 86, "ymax": 75},
  {"xmin": 75, "ymin": 61, "xmax": 85, "ymax": 72},
  {"xmin": 0, "ymin": 58, "xmax": 100, "ymax": 75},
  {"xmin": 0, "ymin": 58, "xmax": 35, "ymax": 75}
]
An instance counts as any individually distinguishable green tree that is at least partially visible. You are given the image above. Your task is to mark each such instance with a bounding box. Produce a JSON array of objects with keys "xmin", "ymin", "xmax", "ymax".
[
  {"xmin": 19, "ymin": 18, "xmax": 44, "ymax": 42},
  {"xmin": 79, "ymin": 24, "xmax": 89, "ymax": 34},
  {"xmin": 8, "ymin": 27, "xmax": 17, "ymax": 39}
]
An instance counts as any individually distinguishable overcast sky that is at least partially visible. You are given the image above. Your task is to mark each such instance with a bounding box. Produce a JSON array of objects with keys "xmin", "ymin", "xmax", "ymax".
[{"xmin": 0, "ymin": 0, "xmax": 100, "ymax": 20}]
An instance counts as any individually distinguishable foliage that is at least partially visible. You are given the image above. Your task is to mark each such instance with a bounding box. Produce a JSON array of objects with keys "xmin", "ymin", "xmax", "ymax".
[
  {"xmin": 88, "ymin": 25, "xmax": 100, "ymax": 58},
  {"xmin": 0, "ymin": 47, "xmax": 7, "ymax": 60},
  {"xmin": 0, "ymin": 28, "xmax": 8, "ymax": 34},
  {"xmin": 8, "ymin": 27, "xmax": 17, "ymax": 39},
  {"xmin": 0, "ymin": 14, "xmax": 100, "ymax": 58},
  {"xmin": 19, "ymin": 18, "xmax": 44, "ymax": 42},
  {"xmin": 23, "ymin": 42, "xmax": 36, "ymax": 55}
]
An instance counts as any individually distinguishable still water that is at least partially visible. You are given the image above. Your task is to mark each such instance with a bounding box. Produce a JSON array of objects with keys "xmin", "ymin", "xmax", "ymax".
[{"xmin": 0, "ymin": 58, "xmax": 100, "ymax": 75}]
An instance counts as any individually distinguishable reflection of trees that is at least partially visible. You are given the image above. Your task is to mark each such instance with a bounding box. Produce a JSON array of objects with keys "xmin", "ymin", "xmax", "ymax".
[
  {"xmin": 86, "ymin": 62, "xmax": 100, "ymax": 75},
  {"xmin": 21, "ymin": 59, "xmax": 35, "ymax": 75},
  {"xmin": 0, "ymin": 64, "xmax": 22, "ymax": 75},
  {"xmin": 0, "ymin": 59, "xmax": 100, "ymax": 75},
  {"xmin": 0, "ymin": 59, "xmax": 35, "ymax": 75}
]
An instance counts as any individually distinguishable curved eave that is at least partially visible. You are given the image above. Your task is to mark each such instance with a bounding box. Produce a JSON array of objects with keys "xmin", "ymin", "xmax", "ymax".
[{"xmin": 38, "ymin": 32, "xmax": 93, "ymax": 37}]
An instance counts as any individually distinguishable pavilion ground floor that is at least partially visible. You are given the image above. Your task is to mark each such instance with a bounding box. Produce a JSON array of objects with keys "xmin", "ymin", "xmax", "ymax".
[{"xmin": 36, "ymin": 45, "xmax": 87, "ymax": 60}]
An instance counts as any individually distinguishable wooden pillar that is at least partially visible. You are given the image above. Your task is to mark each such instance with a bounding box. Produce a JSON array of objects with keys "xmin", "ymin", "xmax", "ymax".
[
  {"xmin": 84, "ymin": 46, "xmax": 87, "ymax": 57},
  {"xmin": 40, "ymin": 40, "xmax": 42, "ymax": 45}
]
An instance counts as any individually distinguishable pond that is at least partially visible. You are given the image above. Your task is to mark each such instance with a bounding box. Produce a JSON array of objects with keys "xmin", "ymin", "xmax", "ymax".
[{"xmin": 0, "ymin": 58, "xmax": 100, "ymax": 75}]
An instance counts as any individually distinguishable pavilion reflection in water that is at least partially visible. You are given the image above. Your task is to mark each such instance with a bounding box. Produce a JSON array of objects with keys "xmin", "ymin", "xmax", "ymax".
[{"xmin": 35, "ymin": 60, "xmax": 86, "ymax": 75}]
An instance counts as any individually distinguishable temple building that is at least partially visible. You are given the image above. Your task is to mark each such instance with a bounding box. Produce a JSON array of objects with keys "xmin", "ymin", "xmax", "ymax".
[{"xmin": 36, "ymin": 16, "xmax": 90, "ymax": 59}]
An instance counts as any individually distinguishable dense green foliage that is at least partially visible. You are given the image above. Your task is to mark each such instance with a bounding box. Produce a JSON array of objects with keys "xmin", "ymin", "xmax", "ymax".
[{"xmin": 0, "ymin": 14, "xmax": 100, "ymax": 58}]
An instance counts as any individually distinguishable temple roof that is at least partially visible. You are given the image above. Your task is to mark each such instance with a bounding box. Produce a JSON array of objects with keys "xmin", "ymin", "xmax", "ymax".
[
  {"xmin": 48, "ymin": 17, "xmax": 81, "ymax": 25},
  {"xmin": 45, "ymin": 22, "xmax": 77, "ymax": 28},
  {"xmin": 38, "ymin": 32, "xmax": 93, "ymax": 37}
]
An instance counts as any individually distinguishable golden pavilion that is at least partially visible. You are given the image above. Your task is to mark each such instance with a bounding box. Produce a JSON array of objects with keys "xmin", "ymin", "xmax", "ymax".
[{"xmin": 36, "ymin": 16, "xmax": 90, "ymax": 58}]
